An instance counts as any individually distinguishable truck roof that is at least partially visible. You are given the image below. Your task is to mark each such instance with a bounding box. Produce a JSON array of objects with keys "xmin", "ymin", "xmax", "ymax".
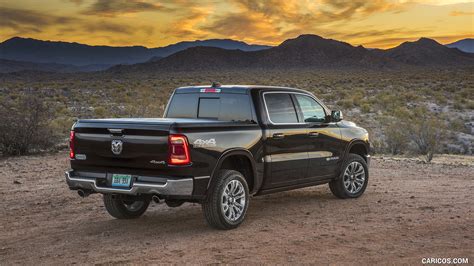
[{"xmin": 175, "ymin": 85, "xmax": 308, "ymax": 94}]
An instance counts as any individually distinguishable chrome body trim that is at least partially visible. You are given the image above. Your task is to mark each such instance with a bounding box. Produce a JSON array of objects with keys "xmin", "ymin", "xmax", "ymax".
[{"xmin": 65, "ymin": 171, "xmax": 194, "ymax": 196}]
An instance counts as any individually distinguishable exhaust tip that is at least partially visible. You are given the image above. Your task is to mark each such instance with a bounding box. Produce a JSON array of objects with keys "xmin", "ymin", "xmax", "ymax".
[
  {"xmin": 152, "ymin": 195, "xmax": 161, "ymax": 204},
  {"xmin": 77, "ymin": 189, "xmax": 89, "ymax": 198}
]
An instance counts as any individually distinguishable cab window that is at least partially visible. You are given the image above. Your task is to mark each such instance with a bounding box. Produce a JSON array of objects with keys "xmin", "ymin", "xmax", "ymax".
[
  {"xmin": 264, "ymin": 93, "xmax": 299, "ymax": 123},
  {"xmin": 294, "ymin": 94, "xmax": 326, "ymax": 123}
]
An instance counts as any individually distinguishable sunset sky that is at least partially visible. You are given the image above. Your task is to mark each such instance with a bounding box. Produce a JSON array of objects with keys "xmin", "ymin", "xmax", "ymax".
[{"xmin": 1, "ymin": 0, "xmax": 473, "ymax": 48}]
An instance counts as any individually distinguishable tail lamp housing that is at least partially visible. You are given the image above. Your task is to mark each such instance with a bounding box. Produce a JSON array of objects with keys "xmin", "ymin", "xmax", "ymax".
[
  {"xmin": 168, "ymin": 134, "xmax": 191, "ymax": 165},
  {"xmin": 69, "ymin": 130, "xmax": 75, "ymax": 159}
]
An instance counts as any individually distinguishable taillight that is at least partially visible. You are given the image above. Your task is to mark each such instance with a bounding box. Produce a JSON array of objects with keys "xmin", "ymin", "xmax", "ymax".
[
  {"xmin": 168, "ymin": 134, "xmax": 191, "ymax": 165},
  {"xmin": 69, "ymin": 131, "xmax": 75, "ymax": 159}
]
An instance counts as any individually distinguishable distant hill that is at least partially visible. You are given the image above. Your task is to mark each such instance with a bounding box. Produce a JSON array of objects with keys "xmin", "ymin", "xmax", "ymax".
[
  {"xmin": 0, "ymin": 37, "xmax": 272, "ymax": 67},
  {"xmin": 376, "ymin": 38, "xmax": 474, "ymax": 66},
  {"xmin": 257, "ymin": 35, "xmax": 393, "ymax": 68},
  {"xmin": 446, "ymin": 39, "xmax": 474, "ymax": 53},
  {"xmin": 116, "ymin": 34, "xmax": 474, "ymax": 73},
  {"xmin": 0, "ymin": 59, "xmax": 110, "ymax": 73},
  {"xmin": 154, "ymin": 39, "xmax": 271, "ymax": 56}
]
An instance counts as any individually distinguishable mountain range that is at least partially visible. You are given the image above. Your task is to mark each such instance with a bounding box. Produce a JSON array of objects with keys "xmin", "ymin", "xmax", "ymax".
[
  {"xmin": 0, "ymin": 37, "xmax": 270, "ymax": 69},
  {"xmin": 110, "ymin": 35, "xmax": 474, "ymax": 73},
  {"xmin": 0, "ymin": 35, "xmax": 473, "ymax": 73},
  {"xmin": 446, "ymin": 39, "xmax": 474, "ymax": 53}
]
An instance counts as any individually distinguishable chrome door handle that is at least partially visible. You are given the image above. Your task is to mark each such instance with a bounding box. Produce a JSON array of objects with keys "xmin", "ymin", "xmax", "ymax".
[
  {"xmin": 273, "ymin": 133, "xmax": 285, "ymax": 139},
  {"xmin": 308, "ymin": 132, "xmax": 319, "ymax": 137}
]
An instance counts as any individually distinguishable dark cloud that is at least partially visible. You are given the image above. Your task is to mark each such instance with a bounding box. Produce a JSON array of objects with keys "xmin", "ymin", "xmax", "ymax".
[
  {"xmin": 0, "ymin": 6, "xmax": 154, "ymax": 41},
  {"xmin": 82, "ymin": 0, "xmax": 164, "ymax": 17},
  {"xmin": 0, "ymin": 7, "xmax": 78, "ymax": 29}
]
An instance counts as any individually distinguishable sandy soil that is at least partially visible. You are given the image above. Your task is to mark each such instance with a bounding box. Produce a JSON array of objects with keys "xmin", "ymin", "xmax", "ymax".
[{"xmin": 0, "ymin": 152, "xmax": 473, "ymax": 264}]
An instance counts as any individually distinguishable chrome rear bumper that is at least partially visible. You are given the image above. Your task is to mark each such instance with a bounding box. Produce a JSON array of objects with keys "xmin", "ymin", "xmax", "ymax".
[{"xmin": 65, "ymin": 171, "xmax": 194, "ymax": 196}]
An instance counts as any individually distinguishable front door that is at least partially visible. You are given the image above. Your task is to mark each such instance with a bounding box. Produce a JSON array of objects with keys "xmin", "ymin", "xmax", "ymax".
[{"xmin": 292, "ymin": 94, "xmax": 343, "ymax": 179}]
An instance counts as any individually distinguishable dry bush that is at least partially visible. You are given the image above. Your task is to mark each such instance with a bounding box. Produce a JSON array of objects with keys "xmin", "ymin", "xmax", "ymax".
[
  {"xmin": 0, "ymin": 92, "xmax": 57, "ymax": 155},
  {"xmin": 404, "ymin": 108, "xmax": 445, "ymax": 162},
  {"xmin": 383, "ymin": 107, "xmax": 445, "ymax": 162},
  {"xmin": 383, "ymin": 120, "xmax": 409, "ymax": 155}
]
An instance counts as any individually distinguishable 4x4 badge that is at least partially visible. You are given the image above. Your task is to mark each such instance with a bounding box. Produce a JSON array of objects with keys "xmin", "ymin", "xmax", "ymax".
[{"xmin": 111, "ymin": 140, "xmax": 123, "ymax": 155}]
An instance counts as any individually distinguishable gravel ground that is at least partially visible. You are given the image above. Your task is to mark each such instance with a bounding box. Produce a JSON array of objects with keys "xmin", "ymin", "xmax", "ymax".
[{"xmin": 0, "ymin": 153, "xmax": 473, "ymax": 264}]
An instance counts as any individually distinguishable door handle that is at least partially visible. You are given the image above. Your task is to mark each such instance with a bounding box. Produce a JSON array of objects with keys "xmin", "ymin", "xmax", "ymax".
[
  {"xmin": 273, "ymin": 133, "xmax": 285, "ymax": 139},
  {"xmin": 308, "ymin": 132, "xmax": 319, "ymax": 137}
]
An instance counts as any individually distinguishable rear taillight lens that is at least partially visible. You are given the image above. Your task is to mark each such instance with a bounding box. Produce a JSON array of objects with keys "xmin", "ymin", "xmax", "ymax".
[
  {"xmin": 168, "ymin": 134, "xmax": 191, "ymax": 165},
  {"xmin": 69, "ymin": 131, "xmax": 75, "ymax": 159}
]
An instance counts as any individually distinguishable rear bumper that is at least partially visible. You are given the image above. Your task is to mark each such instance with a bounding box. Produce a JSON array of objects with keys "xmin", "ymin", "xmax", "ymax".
[{"xmin": 65, "ymin": 170, "xmax": 195, "ymax": 196}]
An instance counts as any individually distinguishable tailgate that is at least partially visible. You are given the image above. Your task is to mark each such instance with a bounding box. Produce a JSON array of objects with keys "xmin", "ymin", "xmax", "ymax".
[{"xmin": 72, "ymin": 119, "xmax": 171, "ymax": 171}]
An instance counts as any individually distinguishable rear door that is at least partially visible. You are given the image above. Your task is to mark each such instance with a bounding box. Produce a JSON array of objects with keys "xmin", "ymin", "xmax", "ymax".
[{"xmin": 262, "ymin": 92, "xmax": 308, "ymax": 188}]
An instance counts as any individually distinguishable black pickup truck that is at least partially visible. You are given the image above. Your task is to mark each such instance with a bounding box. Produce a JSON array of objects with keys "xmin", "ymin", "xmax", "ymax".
[{"xmin": 66, "ymin": 84, "xmax": 370, "ymax": 229}]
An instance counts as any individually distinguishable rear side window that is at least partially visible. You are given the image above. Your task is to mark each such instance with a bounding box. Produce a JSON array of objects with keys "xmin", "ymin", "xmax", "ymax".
[
  {"xmin": 166, "ymin": 93, "xmax": 253, "ymax": 122},
  {"xmin": 264, "ymin": 93, "xmax": 298, "ymax": 123}
]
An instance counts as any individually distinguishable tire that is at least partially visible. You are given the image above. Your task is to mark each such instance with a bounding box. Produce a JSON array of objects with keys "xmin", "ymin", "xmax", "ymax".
[
  {"xmin": 103, "ymin": 194, "xmax": 151, "ymax": 219},
  {"xmin": 329, "ymin": 153, "xmax": 369, "ymax": 199},
  {"xmin": 202, "ymin": 170, "xmax": 250, "ymax": 230},
  {"xmin": 165, "ymin": 199, "xmax": 184, "ymax": 208}
]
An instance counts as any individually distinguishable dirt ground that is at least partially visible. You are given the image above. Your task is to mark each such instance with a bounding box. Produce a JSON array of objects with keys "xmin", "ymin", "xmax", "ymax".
[{"xmin": 0, "ymin": 152, "xmax": 473, "ymax": 264}]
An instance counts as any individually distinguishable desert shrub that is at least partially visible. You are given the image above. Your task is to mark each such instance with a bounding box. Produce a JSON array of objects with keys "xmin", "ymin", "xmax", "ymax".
[
  {"xmin": 0, "ymin": 92, "xmax": 57, "ymax": 155},
  {"xmin": 361, "ymin": 103, "xmax": 371, "ymax": 113},
  {"xmin": 382, "ymin": 107, "xmax": 446, "ymax": 161},
  {"xmin": 382, "ymin": 114, "xmax": 409, "ymax": 155},
  {"xmin": 338, "ymin": 98, "xmax": 353, "ymax": 109},
  {"xmin": 405, "ymin": 109, "xmax": 445, "ymax": 162}
]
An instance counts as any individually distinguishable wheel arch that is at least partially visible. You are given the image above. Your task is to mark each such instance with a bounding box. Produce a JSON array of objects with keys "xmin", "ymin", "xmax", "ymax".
[
  {"xmin": 337, "ymin": 139, "xmax": 370, "ymax": 178},
  {"xmin": 344, "ymin": 139, "xmax": 369, "ymax": 162},
  {"xmin": 208, "ymin": 148, "xmax": 259, "ymax": 194}
]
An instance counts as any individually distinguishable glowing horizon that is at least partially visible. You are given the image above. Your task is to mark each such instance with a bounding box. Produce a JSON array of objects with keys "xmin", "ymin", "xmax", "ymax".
[{"xmin": 1, "ymin": 0, "xmax": 473, "ymax": 49}]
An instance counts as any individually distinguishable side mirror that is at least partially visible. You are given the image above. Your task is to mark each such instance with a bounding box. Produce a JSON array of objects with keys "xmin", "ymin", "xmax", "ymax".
[{"xmin": 331, "ymin": 110, "xmax": 343, "ymax": 122}]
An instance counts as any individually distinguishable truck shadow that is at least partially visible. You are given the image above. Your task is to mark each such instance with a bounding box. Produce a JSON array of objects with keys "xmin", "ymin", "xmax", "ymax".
[{"xmin": 71, "ymin": 186, "xmax": 357, "ymax": 239}]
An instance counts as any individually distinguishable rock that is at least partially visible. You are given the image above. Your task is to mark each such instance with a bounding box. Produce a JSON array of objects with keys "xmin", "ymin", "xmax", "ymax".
[{"xmin": 13, "ymin": 180, "xmax": 22, "ymax": 184}]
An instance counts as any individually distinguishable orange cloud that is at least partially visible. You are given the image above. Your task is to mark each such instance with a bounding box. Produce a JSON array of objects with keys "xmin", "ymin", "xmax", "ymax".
[{"xmin": 449, "ymin": 10, "xmax": 474, "ymax": 16}]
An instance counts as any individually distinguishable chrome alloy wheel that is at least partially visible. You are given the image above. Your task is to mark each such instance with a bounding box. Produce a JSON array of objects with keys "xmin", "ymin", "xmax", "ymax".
[
  {"xmin": 343, "ymin": 161, "xmax": 366, "ymax": 194},
  {"xmin": 221, "ymin": 179, "xmax": 246, "ymax": 222}
]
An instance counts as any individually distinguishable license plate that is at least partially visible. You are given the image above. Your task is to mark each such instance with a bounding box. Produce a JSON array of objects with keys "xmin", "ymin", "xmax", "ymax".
[{"xmin": 111, "ymin": 174, "xmax": 132, "ymax": 187}]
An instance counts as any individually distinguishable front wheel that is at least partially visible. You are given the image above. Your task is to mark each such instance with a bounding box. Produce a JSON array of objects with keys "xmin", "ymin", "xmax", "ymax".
[
  {"xmin": 103, "ymin": 194, "xmax": 151, "ymax": 219},
  {"xmin": 202, "ymin": 170, "xmax": 250, "ymax": 230},
  {"xmin": 329, "ymin": 153, "xmax": 369, "ymax": 199}
]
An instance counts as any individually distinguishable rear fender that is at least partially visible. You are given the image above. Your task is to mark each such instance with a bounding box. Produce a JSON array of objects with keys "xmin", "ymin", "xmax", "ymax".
[{"xmin": 207, "ymin": 149, "xmax": 260, "ymax": 194}]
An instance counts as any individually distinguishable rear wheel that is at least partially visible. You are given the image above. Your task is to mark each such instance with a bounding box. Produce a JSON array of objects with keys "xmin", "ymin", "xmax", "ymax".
[
  {"xmin": 329, "ymin": 153, "xmax": 368, "ymax": 199},
  {"xmin": 202, "ymin": 170, "xmax": 249, "ymax": 230},
  {"xmin": 103, "ymin": 194, "xmax": 151, "ymax": 219}
]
